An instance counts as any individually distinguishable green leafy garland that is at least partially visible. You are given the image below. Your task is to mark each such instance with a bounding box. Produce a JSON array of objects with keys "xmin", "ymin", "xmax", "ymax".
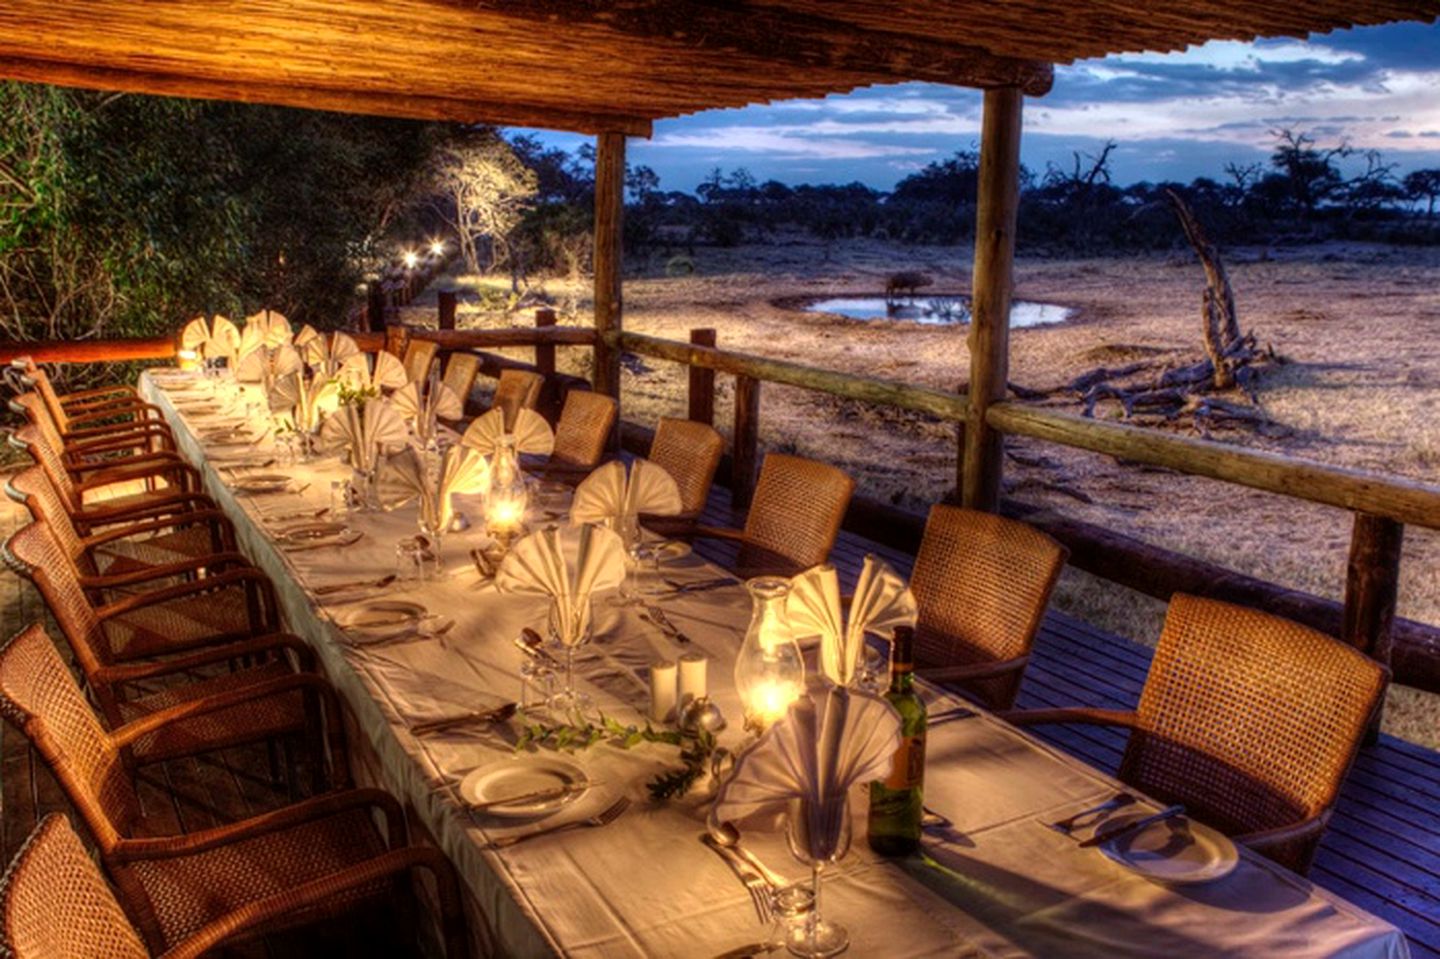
[{"xmin": 514, "ymin": 713, "xmax": 718, "ymax": 801}]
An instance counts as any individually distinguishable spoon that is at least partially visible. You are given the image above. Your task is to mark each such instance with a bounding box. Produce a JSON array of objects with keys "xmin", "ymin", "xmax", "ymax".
[{"xmin": 708, "ymin": 821, "xmax": 787, "ymax": 889}]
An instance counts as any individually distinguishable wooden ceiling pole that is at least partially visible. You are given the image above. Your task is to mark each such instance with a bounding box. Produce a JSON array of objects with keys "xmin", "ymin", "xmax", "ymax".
[
  {"xmin": 592, "ymin": 131, "xmax": 626, "ymax": 418},
  {"xmin": 961, "ymin": 86, "xmax": 1024, "ymax": 512}
]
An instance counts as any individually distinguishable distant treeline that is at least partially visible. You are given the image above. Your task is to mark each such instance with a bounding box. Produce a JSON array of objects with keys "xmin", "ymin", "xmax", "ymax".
[{"xmin": 512, "ymin": 129, "xmax": 1440, "ymax": 262}]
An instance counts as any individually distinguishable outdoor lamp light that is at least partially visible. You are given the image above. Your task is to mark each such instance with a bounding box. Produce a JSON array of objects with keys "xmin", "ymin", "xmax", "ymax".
[
  {"xmin": 403, "ymin": 250, "xmax": 420, "ymax": 269},
  {"xmin": 734, "ymin": 576, "xmax": 804, "ymax": 733},
  {"xmin": 429, "ymin": 240, "xmax": 446, "ymax": 257}
]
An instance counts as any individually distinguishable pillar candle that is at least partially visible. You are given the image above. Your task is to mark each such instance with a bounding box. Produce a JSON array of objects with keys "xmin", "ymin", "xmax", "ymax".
[
  {"xmin": 649, "ymin": 660, "xmax": 678, "ymax": 723},
  {"xmin": 678, "ymin": 652, "xmax": 708, "ymax": 709}
]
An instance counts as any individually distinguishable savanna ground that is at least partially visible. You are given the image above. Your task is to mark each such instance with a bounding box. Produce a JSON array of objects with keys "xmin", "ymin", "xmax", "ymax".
[{"xmin": 406, "ymin": 236, "xmax": 1440, "ymax": 748}]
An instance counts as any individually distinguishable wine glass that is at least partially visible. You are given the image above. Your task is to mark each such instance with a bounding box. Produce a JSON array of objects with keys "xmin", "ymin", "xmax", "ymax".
[
  {"xmin": 784, "ymin": 797, "xmax": 852, "ymax": 958},
  {"xmin": 610, "ymin": 511, "xmax": 642, "ymax": 605},
  {"xmin": 417, "ymin": 491, "xmax": 448, "ymax": 579},
  {"xmin": 546, "ymin": 595, "xmax": 594, "ymax": 719}
]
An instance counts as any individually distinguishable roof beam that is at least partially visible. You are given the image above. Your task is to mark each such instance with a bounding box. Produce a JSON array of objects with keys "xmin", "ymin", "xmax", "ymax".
[
  {"xmin": 451, "ymin": 1, "xmax": 1055, "ymax": 96},
  {"xmin": 0, "ymin": 55, "xmax": 654, "ymax": 136}
]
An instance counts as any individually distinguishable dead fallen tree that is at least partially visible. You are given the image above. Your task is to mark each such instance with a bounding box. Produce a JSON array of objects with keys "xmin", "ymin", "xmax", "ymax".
[{"xmin": 1067, "ymin": 190, "xmax": 1279, "ymax": 431}]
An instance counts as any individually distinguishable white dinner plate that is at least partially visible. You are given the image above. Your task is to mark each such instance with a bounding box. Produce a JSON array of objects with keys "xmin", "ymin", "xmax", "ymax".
[
  {"xmin": 230, "ymin": 473, "xmax": 291, "ymax": 494},
  {"xmin": 460, "ymin": 757, "xmax": 590, "ymax": 818},
  {"xmin": 648, "ymin": 539, "xmax": 691, "ymax": 562},
  {"xmin": 1098, "ymin": 812, "xmax": 1239, "ymax": 885},
  {"xmin": 335, "ymin": 601, "xmax": 429, "ymax": 642},
  {"xmin": 276, "ymin": 522, "xmax": 351, "ymax": 546}
]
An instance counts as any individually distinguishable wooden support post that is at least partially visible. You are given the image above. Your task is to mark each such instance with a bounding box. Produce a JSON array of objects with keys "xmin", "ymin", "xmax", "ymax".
[
  {"xmin": 534, "ymin": 308, "xmax": 557, "ymax": 378},
  {"xmin": 592, "ymin": 131, "xmax": 625, "ymax": 402},
  {"xmin": 962, "ymin": 86, "xmax": 1024, "ymax": 512},
  {"xmin": 732, "ymin": 375, "xmax": 761, "ymax": 509},
  {"xmin": 437, "ymin": 290, "xmax": 457, "ymax": 330},
  {"xmin": 384, "ymin": 324, "xmax": 410, "ymax": 360},
  {"xmin": 367, "ymin": 283, "xmax": 387, "ymax": 333},
  {"xmin": 688, "ymin": 328, "xmax": 717, "ymax": 425},
  {"xmin": 1343, "ymin": 513, "xmax": 1404, "ymax": 662}
]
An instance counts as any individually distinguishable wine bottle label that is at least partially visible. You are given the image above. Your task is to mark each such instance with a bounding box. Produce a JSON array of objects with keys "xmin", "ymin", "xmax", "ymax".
[{"xmin": 884, "ymin": 732, "xmax": 926, "ymax": 790}]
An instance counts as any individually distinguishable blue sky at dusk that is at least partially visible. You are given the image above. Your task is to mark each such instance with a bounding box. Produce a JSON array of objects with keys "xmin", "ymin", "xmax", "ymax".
[{"xmin": 522, "ymin": 20, "xmax": 1440, "ymax": 193}]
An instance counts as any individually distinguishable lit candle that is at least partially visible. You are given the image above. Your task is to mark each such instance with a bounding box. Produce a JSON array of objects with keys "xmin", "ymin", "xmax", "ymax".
[
  {"xmin": 752, "ymin": 678, "xmax": 801, "ymax": 727},
  {"xmin": 176, "ymin": 349, "xmax": 200, "ymax": 372}
]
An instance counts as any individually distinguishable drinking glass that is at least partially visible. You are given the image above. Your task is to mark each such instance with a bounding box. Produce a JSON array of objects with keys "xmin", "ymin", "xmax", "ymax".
[
  {"xmin": 546, "ymin": 596, "xmax": 594, "ymax": 719},
  {"xmin": 520, "ymin": 660, "xmax": 556, "ymax": 718},
  {"xmin": 610, "ymin": 512, "xmax": 642, "ymax": 605},
  {"xmin": 394, "ymin": 538, "xmax": 428, "ymax": 584},
  {"xmin": 784, "ymin": 797, "xmax": 852, "ymax": 958},
  {"xmin": 417, "ymin": 491, "xmax": 448, "ymax": 579}
]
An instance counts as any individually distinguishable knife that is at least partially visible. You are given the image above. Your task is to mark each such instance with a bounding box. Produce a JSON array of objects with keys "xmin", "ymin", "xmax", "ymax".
[
  {"xmin": 470, "ymin": 780, "xmax": 595, "ymax": 812},
  {"xmin": 410, "ymin": 702, "xmax": 518, "ymax": 735},
  {"xmin": 1078, "ymin": 804, "xmax": 1187, "ymax": 848}
]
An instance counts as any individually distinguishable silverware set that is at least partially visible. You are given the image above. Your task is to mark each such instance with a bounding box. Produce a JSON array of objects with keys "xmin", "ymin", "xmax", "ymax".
[
  {"xmin": 640, "ymin": 604, "xmax": 691, "ymax": 644},
  {"xmin": 410, "ymin": 702, "xmax": 518, "ymax": 736},
  {"xmin": 660, "ymin": 577, "xmax": 735, "ymax": 597},
  {"xmin": 1048, "ymin": 792, "xmax": 1137, "ymax": 835},
  {"xmin": 313, "ymin": 574, "xmax": 396, "ymax": 596},
  {"xmin": 490, "ymin": 795, "xmax": 632, "ymax": 848},
  {"xmin": 704, "ymin": 834, "xmax": 776, "ymax": 924},
  {"xmin": 1078, "ymin": 804, "xmax": 1187, "ymax": 849}
]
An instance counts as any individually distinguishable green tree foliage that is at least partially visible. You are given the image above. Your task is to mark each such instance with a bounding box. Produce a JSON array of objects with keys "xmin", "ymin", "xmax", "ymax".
[{"xmin": 0, "ymin": 82, "xmax": 444, "ymax": 345}]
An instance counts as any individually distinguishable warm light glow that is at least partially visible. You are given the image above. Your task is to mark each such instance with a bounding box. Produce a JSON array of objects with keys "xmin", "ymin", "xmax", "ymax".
[
  {"xmin": 428, "ymin": 240, "xmax": 445, "ymax": 257},
  {"xmin": 750, "ymin": 678, "xmax": 802, "ymax": 727},
  {"xmin": 486, "ymin": 495, "xmax": 525, "ymax": 532},
  {"xmin": 735, "ymin": 577, "xmax": 804, "ymax": 733},
  {"xmin": 176, "ymin": 349, "xmax": 200, "ymax": 371},
  {"xmin": 402, "ymin": 250, "xmax": 420, "ymax": 269}
]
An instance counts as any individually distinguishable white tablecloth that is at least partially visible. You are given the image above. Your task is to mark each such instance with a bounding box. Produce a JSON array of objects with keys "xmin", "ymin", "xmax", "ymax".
[{"xmin": 142, "ymin": 371, "xmax": 1410, "ymax": 959}]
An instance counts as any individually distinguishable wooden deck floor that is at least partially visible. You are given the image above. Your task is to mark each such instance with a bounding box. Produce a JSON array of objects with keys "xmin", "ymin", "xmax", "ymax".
[{"xmin": 2, "ymin": 482, "xmax": 1436, "ymax": 957}]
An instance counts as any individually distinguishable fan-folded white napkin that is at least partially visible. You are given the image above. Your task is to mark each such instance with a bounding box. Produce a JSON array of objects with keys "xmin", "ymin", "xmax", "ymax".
[
  {"xmin": 461, "ymin": 407, "xmax": 554, "ymax": 456},
  {"xmin": 234, "ymin": 343, "xmax": 303, "ymax": 385},
  {"xmin": 244, "ymin": 310, "xmax": 293, "ymax": 348},
  {"xmin": 788, "ymin": 557, "xmax": 917, "ymax": 687},
  {"xmin": 380, "ymin": 444, "xmax": 491, "ymax": 530},
  {"xmin": 392, "ymin": 379, "xmax": 464, "ymax": 424},
  {"xmin": 318, "ymin": 398, "xmax": 408, "ymax": 471},
  {"xmin": 712, "ymin": 687, "xmax": 901, "ymax": 830},
  {"xmin": 496, "ymin": 524, "xmax": 626, "ymax": 639},
  {"xmin": 268, "ymin": 371, "xmax": 339, "ymax": 432},
  {"xmin": 570, "ymin": 459, "xmax": 683, "ymax": 525},
  {"xmin": 337, "ymin": 351, "xmax": 409, "ymax": 393},
  {"xmin": 294, "ymin": 324, "xmax": 319, "ymax": 350},
  {"xmin": 180, "ymin": 315, "xmax": 241, "ymax": 361},
  {"xmin": 302, "ymin": 331, "xmax": 360, "ymax": 377}
]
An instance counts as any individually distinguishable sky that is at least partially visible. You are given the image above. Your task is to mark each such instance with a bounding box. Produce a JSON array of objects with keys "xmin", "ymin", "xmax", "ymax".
[{"xmin": 519, "ymin": 19, "xmax": 1440, "ymax": 193}]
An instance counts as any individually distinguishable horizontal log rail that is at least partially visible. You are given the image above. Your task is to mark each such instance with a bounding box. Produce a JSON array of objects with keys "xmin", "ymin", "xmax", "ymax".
[
  {"xmin": 354, "ymin": 325, "xmax": 594, "ymax": 352},
  {"xmin": 987, "ymin": 402, "xmax": 1440, "ymax": 532},
  {"xmin": 0, "ymin": 337, "xmax": 176, "ymax": 365},
  {"xmin": 616, "ymin": 330, "xmax": 967, "ymax": 421}
]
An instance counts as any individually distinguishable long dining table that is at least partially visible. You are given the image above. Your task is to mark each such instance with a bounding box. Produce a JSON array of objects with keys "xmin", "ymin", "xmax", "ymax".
[{"xmin": 139, "ymin": 370, "xmax": 1410, "ymax": 959}]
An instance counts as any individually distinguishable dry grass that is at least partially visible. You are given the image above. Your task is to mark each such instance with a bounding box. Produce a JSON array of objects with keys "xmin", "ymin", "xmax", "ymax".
[{"xmin": 405, "ymin": 237, "xmax": 1440, "ymax": 748}]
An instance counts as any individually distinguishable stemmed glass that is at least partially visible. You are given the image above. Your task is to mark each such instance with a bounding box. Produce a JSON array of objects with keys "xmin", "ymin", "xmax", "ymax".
[
  {"xmin": 610, "ymin": 512, "xmax": 642, "ymax": 605},
  {"xmin": 784, "ymin": 797, "xmax": 852, "ymax": 958},
  {"xmin": 546, "ymin": 595, "xmax": 594, "ymax": 719},
  {"xmin": 417, "ymin": 490, "xmax": 448, "ymax": 579}
]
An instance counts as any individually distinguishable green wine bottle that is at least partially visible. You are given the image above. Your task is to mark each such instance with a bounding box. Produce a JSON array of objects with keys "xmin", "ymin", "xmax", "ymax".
[{"xmin": 868, "ymin": 625, "xmax": 927, "ymax": 856}]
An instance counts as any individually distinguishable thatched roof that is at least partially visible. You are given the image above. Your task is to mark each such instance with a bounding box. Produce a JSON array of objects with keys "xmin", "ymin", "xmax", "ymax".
[{"xmin": 0, "ymin": 1, "xmax": 1435, "ymax": 135}]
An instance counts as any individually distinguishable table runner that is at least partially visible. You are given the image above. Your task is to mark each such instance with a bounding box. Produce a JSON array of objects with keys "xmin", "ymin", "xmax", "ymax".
[{"xmin": 141, "ymin": 372, "xmax": 1410, "ymax": 959}]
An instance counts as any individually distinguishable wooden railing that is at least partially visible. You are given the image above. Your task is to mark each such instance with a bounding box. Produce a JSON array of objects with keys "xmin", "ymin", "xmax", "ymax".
[{"xmin": 615, "ymin": 326, "xmax": 1440, "ymax": 695}]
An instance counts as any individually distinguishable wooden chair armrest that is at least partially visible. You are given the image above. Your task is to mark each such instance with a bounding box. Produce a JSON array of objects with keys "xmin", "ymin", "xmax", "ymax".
[
  {"xmin": 74, "ymin": 458, "xmax": 198, "ymax": 493},
  {"xmin": 998, "ymin": 706, "xmax": 1139, "ymax": 728},
  {"xmin": 68, "ymin": 450, "xmax": 177, "ymax": 476},
  {"xmin": 919, "ymin": 655, "xmax": 1031, "ymax": 684},
  {"xmin": 58, "ymin": 384, "xmax": 139, "ymax": 404},
  {"xmin": 95, "ymin": 566, "xmax": 274, "ymax": 621},
  {"xmin": 692, "ymin": 524, "xmax": 747, "ymax": 543},
  {"xmin": 161, "ymin": 846, "xmax": 467, "ymax": 959},
  {"xmin": 94, "ymin": 632, "xmax": 314, "ymax": 686},
  {"xmin": 110, "ymin": 672, "xmax": 331, "ymax": 748},
  {"xmin": 82, "ymin": 509, "xmax": 235, "ymax": 550},
  {"xmin": 62, "ymin": 421, "xmax": 173, "ymax": 445},
  {"xmin": 63, "ymin": 401, "xmax": 165, "ymax": 425},
  {"xmin": 76, "ymin": 493, "xmax": 215, "ymax": 528},
  {"xmin": 112, "ymin": 788, "xmax": 404, "ymax": 862},
  {"xmin": 79, "ymin": 551, "xmax": 251, "ymax": 591},
  {"xmin": 1235, "ymin": 812, "xmax": 1331, "ymax": 852}
]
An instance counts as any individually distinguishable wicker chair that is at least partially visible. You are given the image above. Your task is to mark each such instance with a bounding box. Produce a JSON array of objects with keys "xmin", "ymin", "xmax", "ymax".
[
  {"xmin": 491, "ymin": 369, "xmax": 544, "ymax": 430},
  {"xmin": 696, "ymin": 453, "xmax": 854, "ymax": 578},
  {"xmin": 549, "ymin": 389, "xmax": 617, "ymax": 470},
  {"xmin": 8, "ymin": 424, "xmax": 209, "ymax": 522},
  {"xmin": 9, "ymin": 355, "xmax": 139, "ymax": 408},
  {"xmin": 1, "ymin": 521, "xmax": 329, "ymax": 767},
  {"xmin": 0, "ymin": 627, "xmax": 468, "ymax": 957},
  {"xmin": 11, "ymin": 392, "xmax": 176, "ymax": 470},
  {"xmin": 7, "ymin": 466, "xmax": 235, "ymax": 583},
  {"xmin": 15, "ymin": 364, "xmax": 169, "ymax": 441},
  {"xmin": 909, "ymin": 506, "xmax": 1067, "ymax": 710},
  {"xmin": 443, "ymin": 353, "xmax": 481, "ymax": 410},
  {"xmin": 1004, "ymin": 593, "xmax": 1387, "ymax": 875},
  {"xmin": 402, "ymin": 339, "xmax": 439, "ymax": 386},
  {"xmin": 648, "ymin": 418, "xmax": 724, "ymax": 518}
]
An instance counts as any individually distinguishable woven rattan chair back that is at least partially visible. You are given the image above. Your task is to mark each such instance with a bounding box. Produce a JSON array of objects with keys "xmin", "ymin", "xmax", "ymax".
[
  {"xmin": 2, "ymin": 523, "xmax": 111, "ymax": 680},
  {"xmin": 737, "ymin": 453, "xmax": 853, "ymax": 577},
  {"xmin": 8, "ymin": 424, "xmax": 84, "ymax": 513},
  {"xmin": 402, "ymin": 340, "xmax": 439, "ymax": 386},
  {"xmin": 1122, "ymin": 593, "xmax": 1386, "ymax": 873},
  {"xmin": 0, "ymin": 813, "xmax": 150, "ymax": 959},
  {"xmin": 19, "ymin": 367, "xmax": 70, "ymax": 432},
  {"xmin": 0, "ymin": 625, "xmax": 142, "ymax": 848},
  {"xmin": 492, "ymin": 369, "xmax": 544, "ymax": 431},
  {"xmin": 649, "ymin": 418, "xmax": 724, "ymax": 516},
  {"xmin": 4, "ymin": 468, "xmax": 99, "ymax": 579},
  {"xmin": 10, "ymin": 393, "xmax": 66, "ymax": 452},
  {"xmin": 910, "ymin": 506, "xmax": 1067, "ymax": 709},
  {"xmin": 551, "ymin": 390, "xmax": 616, "ymax": 468},
  {"xmin": 443, "ymin": 353, "xmax": 481, "ymax": 408}
]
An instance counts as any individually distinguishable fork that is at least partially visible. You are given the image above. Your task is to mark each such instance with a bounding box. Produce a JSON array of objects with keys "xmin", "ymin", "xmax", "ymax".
[
  {"xmin": 702, "ymin": 834, "xmax": 774, "ymax": 924},
  {"xmin": 1048, "ymin": 792, "xmax": 1137, "ymax": 834},
  {"xmin": 490, "ymin": 795, "xmax": 632, "ymax": 848}
]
